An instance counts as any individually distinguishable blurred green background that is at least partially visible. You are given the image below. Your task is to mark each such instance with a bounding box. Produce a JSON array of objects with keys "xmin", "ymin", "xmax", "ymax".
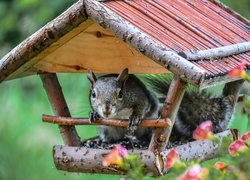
[{"xmin": 0, "ymin": 0, "xmax": 250, "ymax": 179}]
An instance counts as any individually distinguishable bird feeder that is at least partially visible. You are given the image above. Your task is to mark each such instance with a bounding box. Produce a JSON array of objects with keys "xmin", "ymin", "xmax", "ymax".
[{"xmin": 1, "ymin": 0, "xmax": 250, "ymax": 176}]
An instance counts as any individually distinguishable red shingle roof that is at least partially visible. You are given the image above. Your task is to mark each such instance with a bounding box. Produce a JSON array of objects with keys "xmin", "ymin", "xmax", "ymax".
[
  {"xmin": 101, "ymin": 0, "xmax": 250, "ymax": 80},
  {"xmin": 1, "ymin": 0, "xmax": 250, "ymax": 88}
]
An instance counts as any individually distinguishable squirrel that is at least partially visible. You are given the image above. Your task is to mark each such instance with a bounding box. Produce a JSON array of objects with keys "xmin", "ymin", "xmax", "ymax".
[
  {"xmin": 86, "ymin": 69, "xmax": 234, "ymax": 145},
  {"xmin": 144, "ymin": 75, "xmax": 234, "ymax": 139},
  {"xmin": 87, "ymin": 68, "xmax": 159, "ymax": 144}
]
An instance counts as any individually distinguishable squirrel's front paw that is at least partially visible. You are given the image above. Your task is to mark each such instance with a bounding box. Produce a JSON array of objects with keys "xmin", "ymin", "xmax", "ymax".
[
  {"xmin": 88, "ymin": 111, "xmax": 101, "ymax": 123},
  {"xmin": 128, "ymin": 115, "xmax": 142, "ymax": 132}
]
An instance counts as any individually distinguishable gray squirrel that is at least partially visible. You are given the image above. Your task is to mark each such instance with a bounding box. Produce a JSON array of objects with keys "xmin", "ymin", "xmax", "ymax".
[
  {"xmin": 144, "ymin": 75, "xmax": 234, "ymax": 139},
  {"xmin": 87, "ymin": 68, "xmax": 234, "ymax": 144},
  {"xmin": 87, "ymin": 68, "xmax": 159, "ymax": 143}
]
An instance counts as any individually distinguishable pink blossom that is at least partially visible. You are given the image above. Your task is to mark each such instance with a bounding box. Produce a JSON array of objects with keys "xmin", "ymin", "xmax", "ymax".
[
  {"xmin": 228, "ymin": 139, "xmax": 248, "ymax": 156},
  {"xmin": 193, "ymin": 121, "xmax": 213, "ymax": 140},
  {"xmin": 165, "ymin": 148, "xmax": 178, "ymax": 168},
  {"xmin": 240, "ymin": 131, "xmax": 250, "ymax": 142},
  {"xmin": 228, "ymin": 131, "xmax": 250, "ymax": 156},
  {"xmin": 212, "ymin": 161, "xmax": 226, "ymax": 171},
  {"xmin": 228, "ymin": 60, "xmax": 248, "ymax": 79},
  {"xmin": 103, "ymin": 145, "xmax": 128, "ymax": 167},
  {"xmin": 177, "ymin": 164, "xmax": 208, "ymax": 180}
]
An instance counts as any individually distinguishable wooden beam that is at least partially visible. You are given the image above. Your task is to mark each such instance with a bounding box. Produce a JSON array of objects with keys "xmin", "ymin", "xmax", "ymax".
[
  {"xmin": 149, "ymin": 77, "xmax": 187, "ymax": 153},
  {"xmin": 179, "ymin": 42, "xmax": 250, "ymax": 61},
  {"xmin": 53, "ymin": 130, "xmax": 232, "ymax": 176},
  {"xmin": 40, "ymin": 73, "xmax": 81, "ymax": 146},
  {"xmin": 147, "ymin": 76, "xmax": 187, "ymax": 174},
  {"xmin": 42, "ymin": 114, "xmax": 172, "ymax": 127}
]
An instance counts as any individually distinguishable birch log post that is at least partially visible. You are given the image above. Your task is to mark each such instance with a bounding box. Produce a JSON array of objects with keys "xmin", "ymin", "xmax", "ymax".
[
  {"xmin": 179, "ymin": 42, "xmax": 250, "ymax": 61},
  {"xmin": 53, "ymin": 130, "xmax": 232, "ymax": 177},
  {"xmin": 148, "ymin": 77, "xmax": 187, "ymax": 174},
  {"xmin": 149, "ymin": 77, "xmax": 187, "ymax": 153}
]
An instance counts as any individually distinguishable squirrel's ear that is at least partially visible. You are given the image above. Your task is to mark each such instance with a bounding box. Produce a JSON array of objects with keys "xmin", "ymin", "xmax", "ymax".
[
  {"xmin": 117, "ymin": 68, "xmax": 129, "ymax": 88},
  {"xmin": 87, "ymin": 69, "xmax": 97, "ymax": 89}
]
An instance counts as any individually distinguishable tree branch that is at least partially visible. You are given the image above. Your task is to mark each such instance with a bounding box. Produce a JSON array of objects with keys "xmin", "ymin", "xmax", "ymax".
[
  {"xmin": 42, "ymin": 114, "xmax": 172, "ymax": 127},
  {"xmin": 149, "ymin": 77, "xmax": 187, "ymax": 153}
]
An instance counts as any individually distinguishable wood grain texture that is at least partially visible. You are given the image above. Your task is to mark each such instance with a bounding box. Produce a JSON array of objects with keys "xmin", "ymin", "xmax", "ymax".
[{"xmin": 32, "ymin": 23, "xmax": 170, "ymax": 74}]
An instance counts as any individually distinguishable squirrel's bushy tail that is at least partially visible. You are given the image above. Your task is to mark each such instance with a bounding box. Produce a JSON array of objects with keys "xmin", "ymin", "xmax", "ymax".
[{"xmin": 142, "ymin": 75, "xmax": 233, "ymax": 138}]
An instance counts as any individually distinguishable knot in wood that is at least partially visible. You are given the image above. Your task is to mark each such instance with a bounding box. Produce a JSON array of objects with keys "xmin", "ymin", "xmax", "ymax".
[
  {"xmin": 157, "ymin": 134, "xmax": 166, "ymax": 144},
  {"xmin": 126, "ymin": 34, "xmax": 133, "ymax": 41},
  {"xmin": 96, "ymin": 31, "xmax": 102, "ymax": 38}
]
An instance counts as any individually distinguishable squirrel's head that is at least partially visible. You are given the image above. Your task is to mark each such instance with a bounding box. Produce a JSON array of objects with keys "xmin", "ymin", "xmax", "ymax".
[{"xmin": 87, "ymin": 68, "xmax": 129, "ymax": 118}]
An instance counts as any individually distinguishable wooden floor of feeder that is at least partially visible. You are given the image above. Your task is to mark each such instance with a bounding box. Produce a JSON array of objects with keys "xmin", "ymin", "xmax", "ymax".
[{"xmin": 53, "ymin": 130, "xmax": 232, "ymax": 176}]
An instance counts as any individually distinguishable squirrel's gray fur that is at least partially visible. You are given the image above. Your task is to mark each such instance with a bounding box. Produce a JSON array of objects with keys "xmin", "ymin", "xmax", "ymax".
[
  {"xmin": 87, "ymin": 68, "xmax": 159, "ymax": 143},
  {"xmin": 87, "ymin": 69, "xmax": 234, "ymax": 144},
  {"xmin": 144, "ymin": 75, "xmax": 234, "ymax": 138}
]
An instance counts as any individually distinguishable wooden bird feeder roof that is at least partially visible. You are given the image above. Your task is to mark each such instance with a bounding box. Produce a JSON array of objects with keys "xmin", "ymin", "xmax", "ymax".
[
  {"xmin": 0, "ymin": 0, "xmax": 247, "ymax": 177},
  {"xmin": 0, "ymin": 0, "xmax": 250, "ymax": 89}
]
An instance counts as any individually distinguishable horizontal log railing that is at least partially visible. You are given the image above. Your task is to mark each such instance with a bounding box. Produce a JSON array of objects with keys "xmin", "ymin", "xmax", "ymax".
[{"xmin": 42, "ymin": 114, "xmax": 172, "ymax": 127}]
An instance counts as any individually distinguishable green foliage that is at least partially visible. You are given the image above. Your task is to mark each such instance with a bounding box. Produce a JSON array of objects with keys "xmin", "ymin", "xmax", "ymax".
[
  {"xmin": 122, "ymin": 154, "xmax": 146, "ymax": 180},
  {"xmin": 0, "ymin": 0, "xmax": 76, "ymax": 57},
  {"xmin": 0, "ymin": 75, "xmax": 119, "ymax": 180},
  {"xmin": 222, "ymin": 0, "xmax": 250, "ymax": 20},
  {"xmin": 112, "ymin": 134, "xmax": 250, "ymax": 179}
]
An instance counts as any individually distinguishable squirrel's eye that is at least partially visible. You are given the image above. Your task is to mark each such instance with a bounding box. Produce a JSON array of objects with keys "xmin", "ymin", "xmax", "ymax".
[
  {"xmin": 91, "ymin": 90, "xmax": 96, "ymax": 99},
  {"xmin": 118, "ymin": 90, "xmax": 123, "ymax": 100}
]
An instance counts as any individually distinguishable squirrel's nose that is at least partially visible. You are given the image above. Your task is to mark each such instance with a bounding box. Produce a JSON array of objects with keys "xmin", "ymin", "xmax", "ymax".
[
  {"xmin": 103, "ymin": 104, "xmax": 111, "ymax": 117},
  {"xmin": 103, "ymin": 111, "xmax": 111, "ymax": 117}
]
